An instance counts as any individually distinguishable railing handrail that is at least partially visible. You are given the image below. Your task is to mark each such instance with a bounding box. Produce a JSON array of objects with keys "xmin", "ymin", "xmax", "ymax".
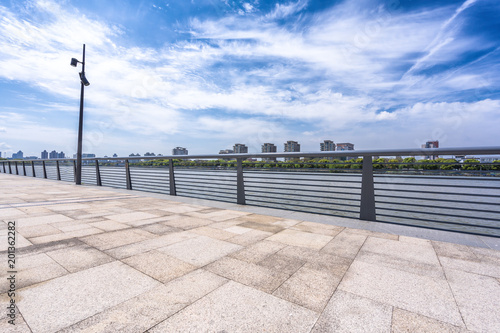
[{"xmin": 5, "ymin": 146, "xmax": 500, "ymax": 162}]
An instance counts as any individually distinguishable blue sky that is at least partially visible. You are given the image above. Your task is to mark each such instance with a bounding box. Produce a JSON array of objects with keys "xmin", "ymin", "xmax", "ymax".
[{"xmin": 0, "ymin": 0, "xmax": 499, "ymax": 157}]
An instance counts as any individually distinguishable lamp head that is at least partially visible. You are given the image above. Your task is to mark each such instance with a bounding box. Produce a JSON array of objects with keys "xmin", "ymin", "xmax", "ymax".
[
  {"xmin": 70, "ymin": 58, "xmax": 79, "ymax": 67},
  {"xmin": 79, "ymin": 72, "xmax": 90, "ymax": 86}
]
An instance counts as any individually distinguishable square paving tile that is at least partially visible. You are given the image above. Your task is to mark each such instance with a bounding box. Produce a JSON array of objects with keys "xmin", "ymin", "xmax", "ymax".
[
  {"xmin": 123, "ymin": 250, "xmax": 196, "ymax": 283},
  {"xmin": 158, "ymin": 235, "xmax": 242, "ymax": 266},
  {"xmin": 278, "ymin": 246, "xmax": 352, "ymax": 277},
  {"xmin": 311, "ymin": 290, "xmax": 392, "ymax": 333},
  {"xmin": 445, "ymin": 267, "xmax": 500, "ymax": 332},
  {"xmin": 273, "ymin": 264, "xmax": 340, "ymax": 312},
  {"xmin": 230, "ymin": 240, "xmax": 286, "ymax": 263},
  {"xmin": 338, "ymin": 260, "xmax": 464, "ymax": 327},
  {"xmin": 148, "ymin": 281, "xmax": 318, "ymax": 333},
  {"xmin": 267, "ymin": 229, "xmax": 333, "ymax": 250},
  {"xmin": 226, "ymin": 229, "xmax": 273, "ymax": 246},
  {"xmin": 81, "ymin": 229, "xmax": 156, "ymax": 250},
  {"xmin": 17, "ymin": 261, "xmax": 159, "ymax": 333},
  {"xmin": 321, "ymin": 232, "xmax": 367, "ymax": 259},
  {"xmin": 59, "ymin": 269, "xmax": 227, "ymax": 333},
  {"xmin": 258, "ymin": 253, "xmax": 305, "ymax": 276},
  {"xmin": 105, "ymin": 212, "xmax": 159, "ymax": 223},
  {"xmin": 46, "ymin": 244, "xmax": 114, "ymax": 273},
  {"xmin": 207, "ymin": 256, "xmax": 289, "ymax": 293}
]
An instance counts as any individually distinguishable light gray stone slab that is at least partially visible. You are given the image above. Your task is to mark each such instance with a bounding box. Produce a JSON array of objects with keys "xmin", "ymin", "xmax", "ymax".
[
  {"xmin": 230, "ymin": 240, "xmax": 286, "ymax": 263},
  {"xmin": 267, "ymin": 229, "xmax": 333, "ymax": 250},
  {"xmin": 88, "ymin": 219, "xmax": 129, "ymax": 231},
  {"xmin": 190, "ymin": 226, "xmax": 236, "ymax": 240},
  {"xmin": 17, "ymin": 261, "xmax": 159, "ymax": 333},
  {"xmin": 291, "ymin": 221, "xmax": 344, "ymax": 237},
  {"xmin": 123, "ymin": 250, "xmax": 196, "ymax": 283},
  {"xmin": 46, "ymin": 244, "xmax": 114, "ymax": 273},
  {"xmin": 321, "ymin": 231, "xmax": 367, "ymax": 259},
  {"xmin": 0, "ymin": 207, "xmax": 27, "ymax": 219},
  {"xmin": 59, "ymin": 269, "xmax": 227, "ymax": 333},
  {"xmin": 432, "ymin": 240, "xmax": 478, "ymax": 261},
  {"xmin": 17, "ymin": 224, "xmax": 62, "ymax": 238},
  {"xmin": 80, "ymin": 228, "xmax": 156, "ymax": 250},
  {"xmin": 258, "ymin": 253, "xmax": 305, "ymax": 276},
  {"xmin": 439, "ymin": 256, "xmax": 500, "ymax": 278},
  {"xmin": 392, "ymin": 308, "xmax": 470, "ymax": 333},
  {"xmin": 160, "ymin": 205, "xmax": 209, "ymax": 214},
  {"xmin": 445, "ymin": 268, "xmax": 500, "ymax": 332},
  {"xmin": 207, "ymin": 256, "xmax": 289, "ymax": 293},
  {"xmin": 339, "ymin": 260, "xmax": 464, "ymax": 327},
  {"xmin": 226, "ymin": 229, "xmax": 273, "ymax": 246},
  {"xmin": 158, "ymin": 235, "xmax": 242, "ymax": 266},
  {"xmin": 16, "ymin": 214, "xmax": 73, "ymax": 227},
  {"xmin": 311, "ymin": 290, "xmax": 392, "ymax": 333},
  {"xmin": 273, "ymin": 264, "xmax": 340, "ymax": 312},
  {"xmin": 105, "ymin": 231, "xmax": 198, "ymax": 259},
  {"xmin": 148, "ymin": 281, "xmax": 318, "ymax": 333},
  {"xmin": 163, "ymin": 216, "xmax": 213, "ymax": 230},
  {"xmin": 105, "ymin": 211, "xmax": 159, "ymax": 223}
]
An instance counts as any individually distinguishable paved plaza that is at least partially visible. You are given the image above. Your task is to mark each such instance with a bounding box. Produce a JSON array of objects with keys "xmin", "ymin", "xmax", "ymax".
[{"xmin": 1, "ymin": 173, "xmax": 499, "ymax": 332}]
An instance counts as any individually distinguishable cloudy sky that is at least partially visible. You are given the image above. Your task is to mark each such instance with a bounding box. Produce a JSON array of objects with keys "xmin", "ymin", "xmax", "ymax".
[{"xmin": 0, "ymin": 0, "xmax": 499, "ymax": 157}]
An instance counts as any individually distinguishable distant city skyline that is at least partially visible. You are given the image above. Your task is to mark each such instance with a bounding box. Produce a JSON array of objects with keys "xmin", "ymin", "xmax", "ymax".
[{"xmin": 0, "ymin": 1, "xmax": 499, "ymax": 157}]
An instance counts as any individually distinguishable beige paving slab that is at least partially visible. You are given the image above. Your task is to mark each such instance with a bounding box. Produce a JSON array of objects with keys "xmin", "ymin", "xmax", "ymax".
[
  {"xmin": 267, "ymin": 229, "xmax": 333, "ymax": 250},
  {"xmin": 469, "ymin": 246, "xmax": 500, "ymax": 262},
  {"xmin": 0, "ymin": 302, "xmax": 31, "ymax": 333},
  {"xmin": 392, "ymin": 308, "xmax": 470, "ymax": 333},
  {"xmin": 163, "ymin": 216, "xmax": 213, "ymax": 230},
  {"xmin": 230, "ymin": 240, "xmax": 286, "ymax": 263},
  {"xmin": 238, "ymin": 214, "xmax": 285, "ymax": 224},
  {"xmin": 59, "ymin": 269, "xmax": 227, "ymax": 333},
  {"xmin": 45, "ymin": 203, "xmax": 90, "ymax": 211},
  {"xmin": 278, "ymin": 245, "xmax": 352, "ymax": 277},
  {"xmin": 343, "ymin": 228, "xmax": 399, "ymax": 240},
  {"xmin": 273, "ymin": 263, "xmax": 340, "ymax": 312},
  {"xmin": 105, "ymin": 231, "xmax": 198, "ymax": 259},
  {"xmin": 190, "ymin": 226, "xmax": 236, "ymax": 240},
  {"xmin": 1, "ymin": 262, "xmax": 68, "ymax": 293},
  {"xmin": 105, "ymin": 211, "xmax": 159, "ymax": 223},
  {"xmin": 445, "ymin": 267, "xmax": 500, "ymax": 332},
  {"xmin": 17, "ymin": 261, "xmax": 159, "ymax": 333},
  {"xmin": 321, "ymin": 231, "xmax": 367, "ymax": 259},
  {"xmin": 89, "ymin": 219, "xmax": 130, "ymax": 231},
  {"xmin": 160, "ymin": 205, "xmax": 209, "ymax": 214},
  {"xmin": 139, "ymin": 222, "xmax": 181, "ymax": 235},
  {"xmin": 17, "ymin": 224, "xmax": 62, "ymax": 238},
  {"xmin": 432, "ymin": 240, "xmax": 478, "ymax": 261},
  {"xmin": 239, "ymin": 221, "xmax": 284, "ymax": 234},
  {"xmin": 258, "ymin": 253, "xmax": 305, "ymax": 276},
  {"xmin": 149, "ymin": 281, "xmax": 318, "ymax": 333},
  {"xmin": 46, "ymin": 244, "xmax": 115, "ymax": 273},
  {"xmin": 439, "ymin": 255, "xmax": 500, "ymax": 278},
  {"xmin": 123, "ymin": 250, "xmax": 196, "ymax": 283},
  {"xmin": 158, "ymin": 235, "xmax": 242, "ymax": 266},
  {"xmin": 207, "ymin": 256, "xmax": 289, "ymax": 293},
  {"xmin": 224, "ymin": 225, "xmax": 253, "ymax": 234},
  {"xmin": 272, "ymin": 218, "xmax": 302, "ymax": 228},
  {"xmin": 291, "ymin": 221, "xmax": 344, "ymax": 237},
  {"xmin": 399, "ymin": 235, "xmax": 432, "ymax": 245},
  {"xmin": 356, "ymin": 237, "xmax": 444, "ymax": 279},
  {"xmin": 80, "ymin": 228, "xmax": 156, "ymax": 250},
  {"xmin": 0, "ymin": 207, "xmax": 27, "ymax": 219},
  {"xmin": 187, "ymin": 209, "xmax": 251, "ymax": 222},
  {"xmin": 311, "ymin": 290, "xmax": 392, "ymax": 333},
  {"xmin": 338, "ymin": 260, "xmax": 464, "ymax": 327},
  {"xmin": 16, "ymin": 214, "xmax": 73, "ymax": 227},
  {"xmin": 226, "ymin": 229, "xmax": 273, "ymax": 246}
]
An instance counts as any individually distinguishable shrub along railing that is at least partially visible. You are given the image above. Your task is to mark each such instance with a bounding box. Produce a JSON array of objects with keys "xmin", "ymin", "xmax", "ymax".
[{"xmin": 2, "ymin": 146, "xmax": 500, "ymax": 237}]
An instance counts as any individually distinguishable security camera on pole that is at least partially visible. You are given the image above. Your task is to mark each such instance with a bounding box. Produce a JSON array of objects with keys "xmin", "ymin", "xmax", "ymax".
[{"xmin": 70, "ymin": 44, "xmax": 90, "ymax": 185}]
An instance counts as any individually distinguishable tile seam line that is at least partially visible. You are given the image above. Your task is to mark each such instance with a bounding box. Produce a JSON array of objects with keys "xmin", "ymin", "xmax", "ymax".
[
  {"xmin": 431, "ymin": 241, "xmax": 468, "ymax": 329},
  {"xmin": 308, "ymin": 233, "xmax": 370, "ymax": 332}
]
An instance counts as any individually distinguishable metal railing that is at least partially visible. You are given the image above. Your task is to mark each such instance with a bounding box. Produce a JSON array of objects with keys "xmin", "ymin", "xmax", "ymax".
[{"xmin": 2, "ymin": 146, "xmax": 500, "ymax": 237}]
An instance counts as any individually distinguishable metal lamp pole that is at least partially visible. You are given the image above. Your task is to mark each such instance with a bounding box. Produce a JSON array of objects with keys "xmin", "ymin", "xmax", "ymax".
[{"xmin": 71, "ymin": 44, "xmax": 89, "ymax": 185}]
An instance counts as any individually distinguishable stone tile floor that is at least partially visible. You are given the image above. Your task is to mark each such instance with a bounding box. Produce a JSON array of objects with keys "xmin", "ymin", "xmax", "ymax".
[{"xmin": 0, "ymin": 174, "xmax": 499, "ymax": 332}]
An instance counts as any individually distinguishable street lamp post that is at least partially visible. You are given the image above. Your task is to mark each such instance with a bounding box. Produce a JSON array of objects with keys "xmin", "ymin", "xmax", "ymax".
[{"xmin": 71, "ymin": 44, "xmax": 90, "ymax": 185}]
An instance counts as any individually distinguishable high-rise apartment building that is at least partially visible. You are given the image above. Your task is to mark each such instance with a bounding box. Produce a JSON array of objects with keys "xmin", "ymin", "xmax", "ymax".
[
  {"xmin": 320, "ymin": 140, "xmax": 336, "ymax": 151},
  {"xmin": 172, "ymin": 147, "xmax": 188, "ymax": 155},
  {"xmin": 58, "ymin": 151, "xmax": 65, "ymax": 158},
  {"xmin": 261, "ymin": 143, "xmax": 277, "ymax": 161},
  {"xmin": 233, "ymin": 144, "xmax": 248, "ymax": 154},
  {"xmin": 422, "ymin": 140, "xmax": 439, "ymax": 160},
  {"xmin": 49, "ymin": 150, "xmax": 58, "ymax": 159},
  {"xmin": 336, "ymin": 143, "xmax": 354, "ymax": 151},
  {"xmin": 284, "ymin": 141, "xmax": 300, "ymax": 161},
  {"xmin": 12, "ymin": 150, "xmax": 23, "ymax": 159},
  {"xmin": 41, "ymin": 150, "xmax": 48, "ymax": 159}
]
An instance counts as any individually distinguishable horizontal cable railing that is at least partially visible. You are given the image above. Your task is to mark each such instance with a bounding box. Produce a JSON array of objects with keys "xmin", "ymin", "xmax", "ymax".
[{"xmin": 1, "ymin": 146, "xmax": 500, "ymax": 237}]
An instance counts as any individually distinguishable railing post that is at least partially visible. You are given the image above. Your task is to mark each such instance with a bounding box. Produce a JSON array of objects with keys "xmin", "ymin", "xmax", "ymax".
[
  {"xmin": 236, "ymin": 158, "xmax": 246, "ymax": 205},
  {"xmin": 15, "ymin": 162, "xmax": 19, "ymax": 175},
  {"xmin": 360, "ymin": 156, "xmax": 376, "ymax": 221},
  {"xmin": 169, "ymin": 159, "xmax": 176, "ymax": 195},
  {"xmin": 95, "ymin": 159, "xmax": 102, "ymax": 186},
  {"xmin": 2, "ymin": 162, "xmax": 5, "ymax": 173},
  {"xmin": 56, "ymin": 160, "xmax": 61, "ymax": 180},
  {"xmin": 8, "ymin": 162, "xmax": 12, "ymax": 174},
  {"xmin": 32, "ymin": 162, "xmax": 36, "ymax": 177},
  {"xmin": 73, "ymin": 160, "xmax": 77, "ymax": 182},
  {"xmin": 22, "ymin": 161, "xmax": 26, "ymax": 176},
  {"xmin": 42, "ymin": 161, "xmax": 47, "ymax": 179},
  {"xmin": 125, "ymin": 159, "xmax": 132, "ymax": 190}
]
